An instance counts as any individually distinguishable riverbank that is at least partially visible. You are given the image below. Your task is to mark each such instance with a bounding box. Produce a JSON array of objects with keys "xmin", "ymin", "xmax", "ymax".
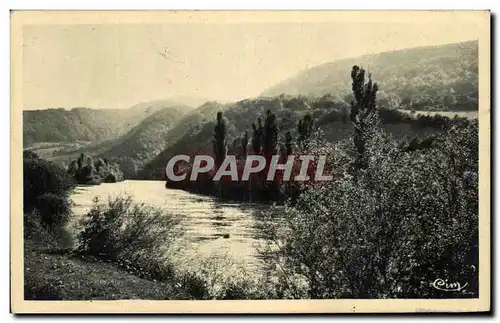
[
  {"xmin": 70, "ymin": 181, "xmax": 275, "ymax": 278},
  {"xmin": 24, "ymin": 188, "xmax": 272, "ymax": 301}
]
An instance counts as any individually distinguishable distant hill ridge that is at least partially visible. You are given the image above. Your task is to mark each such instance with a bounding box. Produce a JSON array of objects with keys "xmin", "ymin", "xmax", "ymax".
[
  {"xmin": 24, "ymin": 40, "xmax": 479, "ymax": 180},
  {"xmin": 23, "ymin": 100, "xmax": 196, "ymax": 146},
  {"xmin": 263, "ymin": 40, "xmax": 478, "ymax": 112}
]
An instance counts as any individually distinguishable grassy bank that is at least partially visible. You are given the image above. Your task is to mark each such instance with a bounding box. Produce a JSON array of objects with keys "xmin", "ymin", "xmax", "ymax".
[{"xmin": 24, "ymin": 239, "xmax": 182, "ymax": 300}]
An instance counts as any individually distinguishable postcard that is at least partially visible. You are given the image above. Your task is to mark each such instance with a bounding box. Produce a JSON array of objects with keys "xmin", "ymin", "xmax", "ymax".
[{"xmin": 11, "ymin": 10, "xmax": 490, "ymax": 314}]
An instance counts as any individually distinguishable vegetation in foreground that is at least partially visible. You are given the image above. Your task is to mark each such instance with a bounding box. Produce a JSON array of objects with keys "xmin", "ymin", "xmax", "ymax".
[
  {"xmin": 23, "ymin": 65, "xmax": 479, "ymax": 300},
  {"xmin": 258, "ymin": 66, "xmax": 478, "ymax": 299},
  {"xmin": 23, "ymin": 153, "xmax": 257, "ymax": 300}
]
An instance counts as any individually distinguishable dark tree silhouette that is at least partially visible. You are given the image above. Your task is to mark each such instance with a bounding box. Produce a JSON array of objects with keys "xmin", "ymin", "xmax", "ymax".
[
  {"xmin": 350, "ymin": 65, "xmax": 379, "ymax": 174},
  {"xmin": 212, "ymin": 111, "xmax": 228, "ymax": 169},
  {"xmin": 241, "ymin": 131, "xmax": 249, "ymax": 158},
  {"xmin": 251, "ymin": 117, "xmax": 263, "ymax": 154},
  {"xmin": 263, "ymin": 110, "xmax": 279, "ymax": 160}
]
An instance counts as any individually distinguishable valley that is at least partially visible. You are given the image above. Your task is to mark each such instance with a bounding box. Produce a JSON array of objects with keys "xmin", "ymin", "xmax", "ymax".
[{"xmin": 24, "ymin": 40, "xmax": 478, "ymax": 182}]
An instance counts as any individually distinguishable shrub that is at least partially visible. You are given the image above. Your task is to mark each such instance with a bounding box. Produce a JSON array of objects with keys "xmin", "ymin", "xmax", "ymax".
[
  {"xmin": 172, "ymin": 252, "xmax": 267, "ymax": 300},
  {"xmin": 36, "ymin": 193, "xmax": 72, "ymax": 229},
  {"xmin": 24, "ymin": 210, "xmax": 74, "ymax": 251},
  {"xmin": 262, "ymin": 121, "xmax": 478, "ymax": 299},
  {"xmin": 23, "ymin": 154, "xmax": 76, "ymax": 214},
  {"xmin": 23, "ymin": 153, "xmax": 75, "ymax": 238},
  {"xmin": 24, "ymin": 211, "xmax": 54, "ymax": 242}
]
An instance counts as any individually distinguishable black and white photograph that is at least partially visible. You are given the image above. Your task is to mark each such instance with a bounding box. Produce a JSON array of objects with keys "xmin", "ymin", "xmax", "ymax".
[{"xmin": 10, "ymin": 10, "xmax": 490, "ymax": 313}]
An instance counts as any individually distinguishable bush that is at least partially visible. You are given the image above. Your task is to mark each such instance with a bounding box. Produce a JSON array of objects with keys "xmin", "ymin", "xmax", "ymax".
[
  {"xmin": 23, "ymin": 152, "xmax": 75, "ymax": 236},
  {"xmin": 24, "ymin": 210, "xmax": 74, "ymax": 251},
  {"xmin": 262, "ymin": 121, "xmax": 478, "ymax": 299},
  {"xmin": 172, "ymin": 252, "xmax": 268, "ymax": 300},
  {"xmin": 24, "ymin": 211, "xmax": 54, "ymax": 242},
  {"xmin": 76, "ymin": 196, "xmax": 182, "ymax": 271}
]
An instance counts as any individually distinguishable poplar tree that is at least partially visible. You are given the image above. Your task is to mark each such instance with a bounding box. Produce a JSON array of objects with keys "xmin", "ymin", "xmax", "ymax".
[
  {"xmin": 350, "ymin": 65, "xmax": 379, "ymax": 174},
  {"xmin": 251, "ymin": 117, "xmax": 263, "ymax": 154},
  {"xmin": 241, "ymin": 131, "xmax": 249, "ymax": 158},
  {"xmin": 212, "ymin": 111, "xmax": 228, "ymax": 169},
  {"xmin": 263, "ymin": 110, "xmax": 279, "ymax": 160}
]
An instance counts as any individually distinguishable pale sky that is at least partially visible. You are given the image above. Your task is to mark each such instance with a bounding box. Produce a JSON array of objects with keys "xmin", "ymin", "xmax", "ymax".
[{"xmin": 23, "ymin": 20, "xmax": 481, "ymax": 110}]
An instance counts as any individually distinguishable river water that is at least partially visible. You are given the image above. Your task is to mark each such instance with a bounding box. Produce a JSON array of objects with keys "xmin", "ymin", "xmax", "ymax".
[{"xmin": 70, "ymin": 180, "xmax": 277, "ymax": 276}]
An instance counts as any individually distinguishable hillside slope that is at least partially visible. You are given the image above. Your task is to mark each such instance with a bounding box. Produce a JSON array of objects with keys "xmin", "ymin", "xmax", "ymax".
[
  {"xmin": 140, "ymin": 94, "xmax": 462, "ymax": 180},
  {"xmin": 100, "ymin": 105, "xmax": 192, "ymax": 177},
  {"xmin": 23, "ymin": 108, "xmax": 134, "ymax": 146},
  {"xmin": 263, "ymin": 40, "xmax": 478, "ymax": 111}
]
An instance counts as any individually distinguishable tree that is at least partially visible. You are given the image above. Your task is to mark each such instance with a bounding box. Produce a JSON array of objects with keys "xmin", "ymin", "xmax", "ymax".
[
  {"xmin": 68, "ymin": 153, "xmax": 123, "ymax": 185},
  {"xmin": 350, "ymin": 65, "xmax": 379, "ymax": 175},
  {"xmin": 23, "ymin": 154, "xmax": 75, "ymax": 218},
  {"xmin": 262, "ymin": 110, "xmax": 280, "ymax": 199},
  {"xmin": 285, "ymin": 132, "xmax": 293, "ymax": 156},
  {"xmin": 212, "ymin": 111, "xmax": 228, "ymax": 169},
  {"xmin": 263, "ymin": 110, "xmax": 279, "ymax": 160},
  {"xmin": 77, "ymin": 153, "xmax": 86, "ymax": 169},
  {"xmin": 67, "ymin": 160, "xmax": 79, "ymax": 175},
  {"xmin": 241, "ymin": 131, "xmax": 249, "ymax": 158},
  {"xmin": 94, "ymin": 158, "xmax": 106, "ymax": 172},
  {"xmin": 298, "ymin": 114, "xmax": 313, "ymax": 150}
]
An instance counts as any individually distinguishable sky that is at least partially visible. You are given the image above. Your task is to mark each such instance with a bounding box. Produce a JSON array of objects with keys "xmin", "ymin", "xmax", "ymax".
[{"xmin": 22, "ymin": 18, "xmax": 481, "ymax": 110}]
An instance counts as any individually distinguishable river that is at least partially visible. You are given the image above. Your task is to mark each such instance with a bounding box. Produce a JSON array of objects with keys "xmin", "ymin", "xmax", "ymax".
[{"xmin": 70, "ymin": 180, "xmax": 278, "ymax": 276}]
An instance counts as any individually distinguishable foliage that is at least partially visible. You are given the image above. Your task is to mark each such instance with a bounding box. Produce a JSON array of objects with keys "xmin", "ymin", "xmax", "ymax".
[
  {"xmin": 23, "ymin": 101, "xmax": 190, "ymax": 147},
  {"xmin": 172, "ymin": 253, "xmax": 270, "ymax": 300},
  {"xmin": 263, "ymin": 110, "xmax": 279, "ymax": 160},
  {"xmin": 212, "ymin": 111, "xmax": 228, "ymax": 168},
  {"xmin": 251, "ymin": 117, "xmax": 264, "ymax": 154},
  {"xmin": 260, "ymin": 79, "xmax": 479, "ymax": 299},
  {"xmin": 285, "ymin": 132, "xmax": 293, "ymax": 155},
  {"xmin": 23, "ymin": 151, "xmax": 75, "ymax": 250},
  {"xmin": 23, "ymin": 151, "xmax": 75, "ymax": 216},
  {"xmin": 142, "ymin": 94, "xmax": 470, "ymax": 181},
  {"xmin": 297, "ymin": 114, "xmax": 313, "ymax": 150},
  {"xmin": 97, "ymin": 105, "xmax": 189, "ymax": 178},
  {"xmin": 36, "ymin": 193, "xmax": 72, "ymax": 229},
  {"xmin": 241, "ymin": 131, "xmax": 249, "ymax": 157},
  {"xmin": 23, "ymin": 108, "xmax": 137, "ymax": 147},
  {"xmin": 67, "ymin": 153, "xmax": 124, "ymax": 185},
  {"xmin": 350, "ymin": 65, "xmax": 379, "ymax": 174}
]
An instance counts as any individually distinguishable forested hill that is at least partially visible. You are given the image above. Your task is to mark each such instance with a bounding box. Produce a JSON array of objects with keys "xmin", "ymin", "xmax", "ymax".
[
  {"xmin": 23, "ymin": 100, "xmax": 194, "ymax": 146},
  {"xmin": 262, "ymin": 40, "xmax": 478, "ymax": 112},
  {"xmin": 24, "ymin": 108, "xmax": 132, "ymax": 146},
  {"xmin": 99, "ymin": 104, "xmax": 192, "ymax": 177},
  {"xmin": 140, "ymin": 95, "xmax": 468, "ymax": 180}
]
